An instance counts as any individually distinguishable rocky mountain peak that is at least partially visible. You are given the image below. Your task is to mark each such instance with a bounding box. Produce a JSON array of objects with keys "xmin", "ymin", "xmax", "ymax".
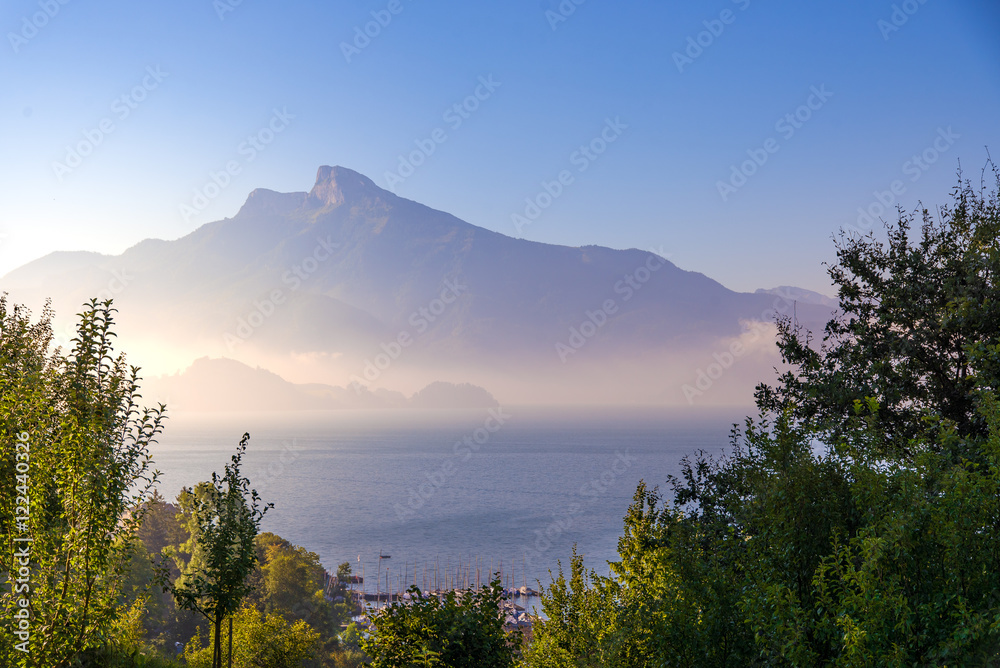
[{"xmin": 308, "ymin": 165, "xmax": 384, "ymax": 207}]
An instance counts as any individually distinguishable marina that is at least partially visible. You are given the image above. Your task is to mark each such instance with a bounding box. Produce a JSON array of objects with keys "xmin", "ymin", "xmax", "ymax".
[
  {"xmin": 328, "ymin": 554, "xmax": 541, "ymax": 604},
  {"xmin": 327, "ymin": 554, "xmax": 542, "ymax": 631}
]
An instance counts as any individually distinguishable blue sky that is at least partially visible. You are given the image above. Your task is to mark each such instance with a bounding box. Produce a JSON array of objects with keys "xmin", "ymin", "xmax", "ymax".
[{"xmin": 2, "ymin": 0, "xmax": 998, "ymax": 294}]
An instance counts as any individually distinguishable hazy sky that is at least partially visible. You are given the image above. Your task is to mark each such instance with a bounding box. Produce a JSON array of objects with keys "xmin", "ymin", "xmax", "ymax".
[{"xmin": 2, "ymin": 0, "xmax": 998, "ymax": 294}]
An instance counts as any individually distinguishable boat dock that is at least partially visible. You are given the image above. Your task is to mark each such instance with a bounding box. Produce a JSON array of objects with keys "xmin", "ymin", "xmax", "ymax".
[{"xmin": 328, "ymin": 553, "xmax": 541, "ymax": 631}]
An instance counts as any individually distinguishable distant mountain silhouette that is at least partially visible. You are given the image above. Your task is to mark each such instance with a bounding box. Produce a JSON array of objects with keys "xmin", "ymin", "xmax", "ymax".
[
  {"xmin": 1, "ymin": 165, "xmax": 836, "ymax": 405},
  {"xmin": 146, "ymin": 357, "xmax": 497, "ymax": 412},
  {"xmin": 410, "ymin": 381, "xmax": 499, "ymax": 409}
]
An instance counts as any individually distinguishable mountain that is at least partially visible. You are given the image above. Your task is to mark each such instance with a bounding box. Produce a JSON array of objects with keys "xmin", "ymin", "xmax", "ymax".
[
  {"xmin": 1, "ymin": 165, "xmax": 835, "ymax": 405},
  {"xmin": 409, "ymin": 381, "xmax": 499, "ymax": 409},
  {"xmin": 145, "ymin": 358, "xmax": 498, "ymax": 412}
]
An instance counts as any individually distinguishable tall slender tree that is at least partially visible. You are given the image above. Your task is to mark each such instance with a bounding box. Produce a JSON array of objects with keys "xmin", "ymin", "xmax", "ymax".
[{"xmin": 162, "ymin": 433, "xmax": 271, "ymax": 668}]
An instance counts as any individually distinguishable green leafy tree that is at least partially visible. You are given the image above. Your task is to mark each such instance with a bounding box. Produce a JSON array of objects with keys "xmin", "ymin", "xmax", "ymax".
[
  {"xmin": 757, "ymin": 167, "xmax": 1000, "ymax": 458},
  {"xmin": 121, "ymin": 498, "xmax": 205, "ymax": 654},
  {"xmin": 262, "ymin": 541, "xmax": 327, "ymax": 616},
  {"xmin": 531, "ymin": 404, "xmax": 1000, "ymax": 665},
  {"xmin": 0, "ymin": 298, "xmax": 165, "ymax": 666},
  {"xmin": 330, "ymin": 560, "xmax": 356, "ymax": 605},
  {"xmin": 162, "ymin": 434, "xmax": 271, "ymax": 668},
  {"xmin": 340, "ymin": 621, "xmax": 363, "ymax": 652},
  {"xmin": 363, "ymin": 576, "xmax": 517, "ymax": 668},
  {"xmin": 129, "ymin": 490, "xmax": 204, "ymax": 651},
  {"xmin": 526, "ymin": 165, "xmax": 1000, "ymax": 666},
  {"xmin": 244, "ymin": 532, "xmax": 345, "ymax": 661},
  {"xmin": 703, "ymin": 397, "xmax": 1000, "ymax": 665},
  {"xmin": 334, "ymin": 620, "xmax": 369, "ymax": 667},
  {"xmin": 528, "ymin": 488, "xmax": 756, "ymax": 667},
  {"xmin": 138, "ymin": 490, "xmax": 188, "ymax": 556},
  {"xmin": 523, "ymin": 550, "xmax": 601, "ymax": 668},
  {"xmin": 183, "ymin": 605, "xmax": 320, "ymax": 668},
  {"xmin": 519, "ymin": 634, "xmax": 575, "ymax": 668}
]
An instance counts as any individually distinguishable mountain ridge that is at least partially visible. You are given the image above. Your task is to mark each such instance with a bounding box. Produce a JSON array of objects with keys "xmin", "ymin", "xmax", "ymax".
[
  {"xmin": 1, "ymin": 165, "xmax": 835, "ymax": 405},
  {"xmin": 146, "ymin": 357, "xmax": 499, "ymax": 412}
]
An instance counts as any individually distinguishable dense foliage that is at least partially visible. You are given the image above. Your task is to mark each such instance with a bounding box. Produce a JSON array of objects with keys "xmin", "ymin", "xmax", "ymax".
[
  {"xmin": 362, "ymin": 576, "xmax": 517, "ymax": 668},
  {"xmin": 0, "ymin": 298, "xmax": 165, "ymax": 666},
  {"xmin": 245, "ymin": 533, "xmax": 354, "ymax": 664},
  {"xmin": 757, "ymin": 167, "xmax": 1000, "ymax": 458},
  {"xmin": 183, "ymin": 605, "xmax": 321, "ymax": 668},
  {"xmin": 525, "ymin": 167, "xmax": 1000, "ymax": 666}
]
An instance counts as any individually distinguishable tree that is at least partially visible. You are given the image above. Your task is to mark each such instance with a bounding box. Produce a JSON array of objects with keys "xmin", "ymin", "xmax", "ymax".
[
  {"xmin": 519, "ymin": 634, "xmax": 576, "ymax": 668},
  {"xmin": 805, "ymin": 398, "xmax": 1000, "ymax": 664},
  {"xmin": 531, "ymin": 405, "xmax": 1000, "ymax": 665},
  {"xmin": 116, "ymin": 489, "xmax": 204, "ymax": 651},
  {"xmin": 526, "ymin": 164, "xmax": 1000, "ymax": 665},
  {"xmin": 757, "ymin": 165, "xmax": 1000, "ymax": 459},
  {"xmin": 522, "ymin": 549, "xmax": 601, "ymax": 668},
  {"xmin": 162, "ymin": 433, "xmax": 271, "ymax": 668},
  {"xmin": 262, "ymin": 541, "xmax": 327, "ymax": 616},
  {"xmin": 183, "ymin": 605, "xmax": 320, "ymax": 668},
  {"xmin": 337, "ymin": 622, "xmax": 367, "ymax": 668},
  {"xmin": 528, "ymin": 488, "xmax": 757, "ymax": 667},
  {"xmin": 138, "ymin": 489, "xmax": 188, "ymax": 557},
  {"xmin": 0, "ymin": 298, "xmax": 165, "ymax": 666},
  {"xmin": 362, "ymin": 577, "xmax": 517, "ymax": 668},
  {"xmin": 244, "ymin": 532, "xmax": 345, "ymax": 660}
]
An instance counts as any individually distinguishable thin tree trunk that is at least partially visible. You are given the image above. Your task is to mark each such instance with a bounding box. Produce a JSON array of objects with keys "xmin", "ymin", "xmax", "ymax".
[{"xmin": 214, "ymin": 610, "xmax": 223, "ymax": 668}]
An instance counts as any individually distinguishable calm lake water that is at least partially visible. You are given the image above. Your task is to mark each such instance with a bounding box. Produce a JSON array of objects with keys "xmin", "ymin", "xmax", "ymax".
[{"xmin": 149, "ymin": 406, "xmax": 748, "ymax": 603}]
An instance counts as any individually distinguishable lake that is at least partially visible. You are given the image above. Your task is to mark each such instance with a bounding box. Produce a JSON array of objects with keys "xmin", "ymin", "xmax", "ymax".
[{"xmin": 149, "ymin": 406, "xmax": 749, "ymax": 605}]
